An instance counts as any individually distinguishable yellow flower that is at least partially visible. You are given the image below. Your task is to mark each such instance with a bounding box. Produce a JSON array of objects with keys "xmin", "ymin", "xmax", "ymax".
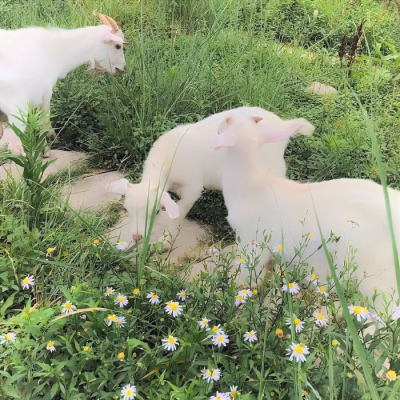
[
  {"xmin": 93, "ymin": 239, "xmax": 100, "ymax": 245},
  {"xmin": 47, "ymin": 247, "xmax": 55, "ymax": 254},
  {"xmin": 117, "ymin": 352, "xmax": 125, "ymax": 361},
  {"xmin": 133, "ymin": 288, "xmax": 140, "ymax": 295},
  {"xmin": 332, "ymin": 339, "xmax": 340, "ymax": 346},
  {"xmin": 275, "ymin": 328, "xmax": 283, "ymax": 338},
  {"xmin": 373, "ymin": 286, "xmax": 378, "ymax": 291},
  {"xmin": 252, "ymin": 289, "xmax": 258, "ymax": 295},
  {"xmin": 83, "ymin": 346, "xmax": 91, "ymax": 353},
  {"xmin": 71, "ymin": 286, "xmax": 76, "ymax": 291},
  {"xmin": 387, "ymin": 370, "xmax": 397, "ymax": 381}
]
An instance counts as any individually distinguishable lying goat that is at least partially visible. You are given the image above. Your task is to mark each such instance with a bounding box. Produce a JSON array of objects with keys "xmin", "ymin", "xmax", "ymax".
[
  {"xmin": 107, "ymin": 107, "xmax": 313, "ymax": 249},
  {"xmin": 215, "ymin": 113, "xmax": 399, "ymax": 311},
  {"xmin": 0, "ymin": 13, "xmax": 127, "ymax": 155}
]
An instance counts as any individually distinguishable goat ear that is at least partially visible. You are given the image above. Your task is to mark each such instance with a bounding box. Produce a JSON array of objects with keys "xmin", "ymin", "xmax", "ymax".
[
  {"xmin": 258, "ymin": 119, "xmax": 315, "ymax": 146},
  {"xmin": 215, "ymin": 115, "xmax": 237, "ymax": 150},
  {"xmin": 103, "ymin": 31, "xmax": 125, "ymax": 44},
  {"xmin": 107, "ymin": 178, "xmax": 130, "ymax": 195},
  {"xmin": 160, "ymin": 192, "xmax": 179, "ymax": 219},
  {"xmin": 252, "ymin": 116, "xmax": 263, "ymax": 124}
]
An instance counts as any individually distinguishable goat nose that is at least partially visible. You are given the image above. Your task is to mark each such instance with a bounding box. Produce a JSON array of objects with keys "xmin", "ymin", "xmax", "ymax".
[{"xmin": 132, "ymin": 234, "xmax": 143, "ymax": 241}]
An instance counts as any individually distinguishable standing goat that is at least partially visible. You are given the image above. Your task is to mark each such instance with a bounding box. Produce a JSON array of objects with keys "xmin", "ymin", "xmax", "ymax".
[
  {"xmin": 107, "ymin": 107, "xmax": 313, "ymax": 250},
  {"xmin": 0, "ymin": 13, "xmax": 127, "ymax": 155},
  {"xmin": 215, "ymin": 113, "xmax": 400, "ymax": 311}
]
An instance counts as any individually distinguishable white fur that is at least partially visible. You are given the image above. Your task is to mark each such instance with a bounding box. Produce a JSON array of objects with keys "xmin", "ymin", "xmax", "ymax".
[
  {"xmin": 107, "ymin": 107, "xmax": 313, "ymax": 248},
  {"xmin": 0, "ymin": 21, "xmax": 127, "ymax": 154},
  {"xmin": 218, "ymin": 114, "xmax": 400, "ymax": 311}
]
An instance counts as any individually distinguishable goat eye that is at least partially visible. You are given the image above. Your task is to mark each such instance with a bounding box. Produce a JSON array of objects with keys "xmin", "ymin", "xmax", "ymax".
[
  {"xmin": 161, "ymin": 206, "xmax": 166, "ymax": 211},
  {"xmin": 115, "ymin": 44, "xmax": 122, "ymax": 50}
]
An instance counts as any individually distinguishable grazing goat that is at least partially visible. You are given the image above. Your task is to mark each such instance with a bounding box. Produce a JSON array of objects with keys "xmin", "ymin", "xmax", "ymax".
[
  {"xmin": 0, "ymin": 13, "xmax": 127, "ymax": 155},
  {"xmin": 107, "ymin": 107, "xmax": 313, "ymax": 249},
  {"xmin": 215, "ymin": 113, "xmax": 400, "ymax": 311}
]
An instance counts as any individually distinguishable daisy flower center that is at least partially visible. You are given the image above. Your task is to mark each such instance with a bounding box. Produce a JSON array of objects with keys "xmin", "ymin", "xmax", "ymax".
[
  {"xmin": 168, "ymin": 337, "xmax": 175, "ymax": 344},
  {"xmin": 308, "ymin": 233, "xmax": 314, "ymax": 238},
  {"xmin": 47, "ymin": 341, "xmax": 53, "ymax": 347},
  {"xmin": 152, "ymin": 294, "xmax": 158, "ymax": 299},
  {"xmin": 277, "ymin": 245, "xmax": 283, "ymax": 252},
  {"xmin": 311, "ymin": 274, "xmax": 317, "ymax": 280},
  {"xmin": 5, "ymin": 333, "xmax": 10, "ymax": 340},
  {"xmin": 362, "ymin": 307, "xmax": 368, "ymax": 313},
  {"xmin": 239, "ymin": 258, "xmax": 245, "ymax": 263},
  {"xmin": 295, "ymin": 345, "xmax": 304, "ymax": 354},
  {"xmin": 294, "ymin": 318, "xmax": 301, "ymax": 325},
  {"xmin": 171, "ymin": 304, "xmax": 178, "ymax": 311},
  {"xmin": 23, "ymin": 278, "xmax": 29, "ymax": 284},
  {"xmin": 210, "ymin": 370, "xmax": 215, "ymax": 377},
  {"xmin": 109, "ymin": 315, "xmax": 116, "ymax": 321},
  {"xmin": 317, "ymin": 313, "xmax": 324, "ymax": 320},
  {"xmin": 248, "ymin": 332, "xmax": 254, "ymax": 337},
  {"xmin": 217, "ymin": 336, "xmax": 223, "ymax": 342},
  {"xmin": 212, "ymin": 326, "xmax": 219, "ymax": 332},
  {"xmin": 216, "ymin": 397, "xmax": 222, "ymax": 400},
  {"xmin": 118, "ymin": 297, "xmax": 124, "ymax": 303},
  {"xmin": 65, "ymin": 302, "xmax": 71, "ymax": 309},
  {"xmin": 242, "ymin": 290, "xmax": 248, "ymax": 295},
  {"xmin": 119, "ymin": 242, "xmax": 125, "ymax": 246},
  {"xmin": 288, "ymin": 283, "xmax": 294, "ymax": 289},
  {"xmin": 353, "ymin": 306, "xmax": 361, "ymax": 314},
  {"xmin": 107, "ymin": 289, "xmax": 112, "ymax": 293},
  {"xmin": 133, "ymin": 289, "xmax": 140, "ymax": 294},
  {"xmin": 126, "ymin": 389, "xmax": 132, "ymax": 395},
  {"xmin": 237, "ymin": 296, "xmax": 243, "ymax": 301},
  {"xmin": 319, "ymin": 286, "xmax": 326, "ymax": 292},
  {"xmin": 180, "ymin": 292, "xmax": 185, "ymax": 296}
]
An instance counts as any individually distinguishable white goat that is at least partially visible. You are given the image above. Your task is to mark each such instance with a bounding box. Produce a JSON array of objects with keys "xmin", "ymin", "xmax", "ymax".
[
  {"xmin": 215, "ymin": 113, "xmax": 400, "ymax": 311},
  {"xmin": 0, "ymin": 14, "xmax": 127, "ymax": 154},
  {"xmin": 107, "ymin": 107, "xmax": 313, "ymax": 249}
]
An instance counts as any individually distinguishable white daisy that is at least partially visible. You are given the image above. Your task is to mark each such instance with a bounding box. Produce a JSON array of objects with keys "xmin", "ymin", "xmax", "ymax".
[
  {"xmin": 316, "ymin": 285, "xmax": 329, "ymax": 298},
  {"xmin": 386, "ymin": 370, "xmax": 397, "ymax": 382},
  {"xmin": 104, "ymin": 287, "xmax": 114, "ymax": 297},
  {"xmin": 210, "ymin": 392, "xmax": 230, "ymax": 400},
  {"xmin": 116, "ymin": 241, "xmax": 129, "ymax": 251},
  {"xmin": 116, "ymin": 316, "xmax": 126, "ymax": 328},
  {"xmin": 235, "ymin": 294, "xmax": 246, "ymax": 306},
  {"xmin": 314, "ymin": 311, "xmax": 328, "ymax": 327},
  {"xmin": 243, "ymin": 330, "xmax": 258, "ymax": 343},
  {"xmin": 212, "ymin": 332, "xmax": 229, "ymax": 348},
  {"xmin": 282, "ymin": 282, "xmax": 300, "ymax": 295},
  {"xmin": 0, "ymin": 332, "xmax": 16, "ymax": 344},
  {"xmin": 164, "ymin": 301, "xmax": 183, "ymax": 317},
  {"xmin": 106, "ymin": 314, "xmax": 117, "ymax": 326},
  {"xmin": 233, "ymin": 257, "xmax": 246, "ymax": 268},
  {"xmin": 46, "ymin": 247, "xmax": 56, "ymax": 257},
  {"xmin": 61, "ymin": 301, "xmax": 76, "ymax": 314},
  {"xmin": 198, "ymin": 317, "xmax": 211, "ymax": 329},
  {"xmin": 239, "ymin": 288, "xmax": 253, "ymax": 300},
  {"xmin": 286, "ymin": 317, "xmax": 305, "ymax": 333},
  {"xmin": 208, "ymin": 324, "xmax": 223, "ymax": 335},
  {"xmin": 46, "ymin": 341, "xmax": 56, "ymax": 352},
  {"xmin": 177, "ymin": 290, "xmax": 188, "ymax": 301},
  {"xmin": 305, "ymin": 273, "xmax": 319, "ymax": 286},
  {"xmin": 21, "ymin": 275, "xmax": 35, "ymax": 290},
  {"xmin": 230, "ymin": 386, "xmax": 238, "ymax": 397},
  {"xmin": 115, "ymin": 293, "xmax": 128, "ymax": 308},
  {"xmin": 272, "ymin": 244, "xmax": 284, "ymax": 254},
  {"xmin": 201, "ymin": 368, "xmax": 221, "ymax": 382},
  {"xmin": 371, "ymin": 313, "xmax": 384, "ymax": 323},
  {"xmin": 249, "ymin": 240, "xmax": 258, "ymax": 252},
  {"xmin": 348, "ymin": 305, "xmax": 370, "ymax": 321},
  {"xmin": 207, "ymin": 246, "xmax": 220, "ymax": 256},
  {"xmin": 393, "ymin": 306, "xmax": 400, "ymax": 320},
  {"xmin": 147, "ymin": 292, "xmax": 160, "ymax": 304},
  {"xmin": 162, "ymin": 335, "xmax": 179, "ymax": 352},
  {"xmin": 121, "ymin": 383, "xmax": 136, "ymax": 399},
  {"xmin": 307, "ymin": 233, "xmax": 316, "ymax": 241},
  {"xmin": 287, "ymin": 342, "xmax": 310, "ymax": 362}
]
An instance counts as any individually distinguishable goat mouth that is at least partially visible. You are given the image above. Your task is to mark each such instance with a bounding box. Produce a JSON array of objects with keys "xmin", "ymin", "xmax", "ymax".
[{"xmin": 115, "ymin": 67, "xmax": 125, "ymax": 75}]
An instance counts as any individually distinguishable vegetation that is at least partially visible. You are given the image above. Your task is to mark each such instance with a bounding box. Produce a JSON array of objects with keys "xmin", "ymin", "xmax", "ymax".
[{"xmin": 1, "ymin": 0, "xmax": 400, "ymax": 399}]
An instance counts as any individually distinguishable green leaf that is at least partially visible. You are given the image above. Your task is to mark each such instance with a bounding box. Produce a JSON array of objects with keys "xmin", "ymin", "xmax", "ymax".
[
  {"xmin": 0, "ymin": 292, "xmax": 16, "ymax": 318},
  {"xmin": 127, "ymin": 338, "xmax": 152, "ymax": 353},
  {"xmin": 50, "ymin": 382, "xmax": 59, "ymax": 398}
]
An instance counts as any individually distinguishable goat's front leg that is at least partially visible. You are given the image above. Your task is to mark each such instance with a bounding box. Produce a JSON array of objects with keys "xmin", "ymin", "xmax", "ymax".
[{"xmin": 158, "ymin": 185, "xmax": 203, "ymax": 251}]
